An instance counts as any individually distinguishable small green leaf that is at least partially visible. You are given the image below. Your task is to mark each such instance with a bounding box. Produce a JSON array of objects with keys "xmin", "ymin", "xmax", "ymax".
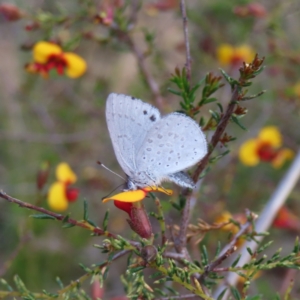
[
  {"xmin": 253, "ymin": 66, "xmax": 265, "ymax": 76},
  {"xmin": 62, "ymin": 214, "xmax": 70, "ymax": 223},
  {"xmin": 217, "ymin": 288, "xmax": 227, "ymax": 300},
  {"xmin": 130, "ymin": 266, "xmax": 145, "ymax": 273},
  {"xmin": 199, "ymin": 117, "xmax": 205, "ymax": 126},
  {"xmin": 62, "ymin": 222, "xmax": 75, "ymax": 228},
  {"xmin": 216, "ymin": 103, "xmax": 223, "ymax": 112},
  {"xmin": 87, "ymin": 219, "xmax": 97, "ymax": 227},
  {"xmin": 257, "ymin": 241, "xmax": 273, "ymax": 253},
  {"xmin": 199, "ymin": 166, "xmax": 210, "ymax": 179},
  {"xmin": 194, "ymin": 76, "xmax": 206, "ymax": 90},
  {"xmin": 215, "ymin": 241, "xmax": 221, "ymax": 258},
  {"xmin": 241, "ymin": 90, "xmax": 266, "ymax": 101},
  {"xmin": 42, "ymin": 290, "xmax": 58, "ymax": 297},
  {"xmin": 273, "ymin": 293, "xmax": 281, "ymax": 300},
  {"xmin": 201, "ymin": 245, "xmax": 209, "ymax": 265},
  {"xmin": 165, "ymin": 286, "xmax": 179, "ymax": 295},
  {"xmin": 293, "ymin": 237, "xmax": 299, "ymax": 253},
  {"xmin": 220, "ymin": 69, "xmax": 238, "ymax": 87},
  {"xmin": 209, "ymin": 150, "xmax": 230, "ymax": 163},
  {"xmin": 167, "ymin": 88, "xmax": 182, "ymax": 96},
  {"xmin": 245, "ymin": 295, "xmax": 263, "ymax": 300},
  {"xmin": 149, "ymin": 272, "xmax": 163, "ymax": 279},
  {"xmin": 231, "ymin": 254, "xmax": 241, "ymax": 268},
  {"xmin": 103, "ymin": 267, "xmax": 110, "ymax": 280},
  {"xmin": 247, "ymin": 247, "xmax": 253, "ymax": 256},
  {"xmin": 209, "ymin": 110, "xmax": 220, "ymax": 122},
  {"xmin": 230, "ymin": 286, "xmax": 241, "ymax": 300},
  {"xmin": 231, "ymin": 115, "xmax": 247, "ymax": 130},
  {"xmin": 170, "ymin": 202, "xmax": 181, "ymax": 211},
  {"xmin": 30, "ymin": 214, "xmax": 56, "ymax": 220},
  {"xmin": 56, "ymin": 277, "xmax": 64, "ymax": 289},
  {"xmin": 200, "ymin": 97, "xmax": 217, "ymax": 105},
  {"xmin": 179, "ymin": 195, "xmax": 186, "ymax": 209},
  {"xmin": 0, "ymin": 279, "xmax": 13, "ymax": 291},
  {"xmin": 79, "ymin": 263, "xmax": 92, "ymax": 273},
  {"xmin": 14, "ymin": 275, "xmax": 28, "ymax": 293}
]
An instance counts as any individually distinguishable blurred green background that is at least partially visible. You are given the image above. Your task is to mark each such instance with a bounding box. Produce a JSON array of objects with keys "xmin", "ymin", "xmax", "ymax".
[{"xmin": 0, "ymin": 0, "xmax": 300, "ymax": 298}]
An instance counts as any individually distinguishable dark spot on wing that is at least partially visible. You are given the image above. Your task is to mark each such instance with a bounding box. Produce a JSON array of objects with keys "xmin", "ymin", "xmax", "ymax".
[
  {"xmin": 150, "ymin": 115, "xmax": 156, "ymax": 121},
  {"xmin": 143, "ymin": 110, "xmax": 148, "ymax": 115},
  {"xmin": 131, "ymin": 96, "xmax": 135, "ymax": 100}
]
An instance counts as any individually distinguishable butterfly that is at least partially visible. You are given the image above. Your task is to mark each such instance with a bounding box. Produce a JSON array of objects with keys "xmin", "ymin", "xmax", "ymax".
[{"xmin": 103, "ymin": 93, "xmax": 207, "ymax": 203}]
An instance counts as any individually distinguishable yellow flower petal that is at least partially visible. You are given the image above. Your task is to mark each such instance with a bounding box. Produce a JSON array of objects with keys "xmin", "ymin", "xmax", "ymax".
[
  {"xmin": 234, "ymin": 45, "xmax": 255, "ymax": 63},
  {"xmin": 272, "ymin": 148, "xmax": 294, "ymax": 169},
  {"xmin": 64, "ymin": 52, "xmax": 87, "ymax": 78},
  {"xmin": 103, "ymin": 190, "xmax": 147, "ymax": 203},
  {"xmin": 217, "ymin": 44, "xmax": 234, "ymax": 65},
  {"xmin": 143, "ymin": 186, "xmax": 173, "ymax": 196},
  {"xmin": 56, "ymin": 163, "xmax": 77, "ymax": 183},
  {"xmin": 258, "ymin": 126, "xmax": 282, "ymax": 147},
  {"xmin": 48, "ymin": 181, "xmax": 68, "ymax": 211},
  {"xmin": 102, "ymin": 187, "xmax": 173, "ymax": 203},
  {"xmin": 239, "ymin": 138, "xmax": 260, "ymax": 166},
  {"xmin": 214, "ymin": 211, "xmax": 235, "ymax": 231},
  {"xmin": 33, "ymin": 41, "xmax": 62, "ymax": 63}
]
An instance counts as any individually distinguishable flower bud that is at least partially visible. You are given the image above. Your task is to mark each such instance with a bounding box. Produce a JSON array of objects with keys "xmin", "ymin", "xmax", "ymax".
[
  {"xmin": 0, "ymin": 3, "xmax": 23, "ymax": 21},
  {"xmin": 36, "ymin": 161, "xmax": 50, "ymax": 191},
  {"xmin": 114, "ymin": 201, "xmax": 153, "ymax": 239}
]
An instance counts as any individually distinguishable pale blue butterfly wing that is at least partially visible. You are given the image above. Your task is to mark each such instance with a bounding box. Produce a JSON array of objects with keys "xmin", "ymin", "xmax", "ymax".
[
  {"xmin": 106, "ymin": 93, "xmax": 160, "ymax": 179},
  {"xmin": 134, "ymin": 113, "xmax": 207, "ymax": 188}
]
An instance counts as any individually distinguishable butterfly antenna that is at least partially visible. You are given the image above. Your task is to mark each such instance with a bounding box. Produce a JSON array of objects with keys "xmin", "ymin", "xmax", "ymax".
[
  {"xmin": 97, "ymin": 161, "xmax": 126, "ymax": 181},
  {"xmin": 102, "ymin": 183, "xmax": 125, "ymax": 200}
]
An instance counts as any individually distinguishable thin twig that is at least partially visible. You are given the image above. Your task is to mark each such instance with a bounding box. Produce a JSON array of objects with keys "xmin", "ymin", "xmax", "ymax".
[
  {"xmin": 125, "ymin": 35, "xmax": 164, "ymax": 110},
  {"xmin": 212, "ymin": 210, "xmax": 254, "ymax": 264},
  {"xmin": 175, "ymin": 87, "xmax": 239, "ymax": 254},
  {"xmin": 155, "ymin": 294, "xmax": 199, "ymax": 300},
  {"xmin": 163, "ymin": 252, "xmax": 187, "ymax": 261},
  {"xmin": 175, "ymin": 180, "xmax": 200, "ymax": 254},
  {"xmin": 192, "ymin": 86, "xmax": 239, "ymax": 182},
  {"xmin": 128, "ymin": 0, "xmax": 140, "ymax": 25},
  {"xmin": 154, "ymin": 197, "xmax": 167, "ymax": 246},
  {"xmin": 204, "ymin": 247, "xmax": 237, "ymax": 275},
  {"xmin": 0, "ymin": 190, "xmax": 139, "ymax": 247},
  {"xmin": 180, "ymin": 0, "xmax": 192, "ymax": 82}
]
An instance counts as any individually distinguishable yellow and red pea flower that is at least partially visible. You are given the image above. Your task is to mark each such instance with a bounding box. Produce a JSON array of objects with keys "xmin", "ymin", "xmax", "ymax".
[
  {"xmin": 239, "ymin": 126, "xmax": 294, "ymax": 168},
  {"xmin": 233, "ymin": 3, "xmax": 267, "ymax": 18},
  {"xmin": 0, "ymin": 3, "xmax": 23, "ymax": 21},
  {"xmin": 273, "ymin": 206, "xmax": 300, "ymax": 232},
  {"xmin": 48, "ymin": 163, "xmax": 79, "ymax": 212},
  {"xmin": 216, "ymin": 44, "xmax": 255, "ymax": 67},
  {"xmin": 102, "ymin": 186, "xmax": 172, "ymax": 238},
  {"xmin": 26, "ymin": 41, "xmax": 87, "ymax": 78}
]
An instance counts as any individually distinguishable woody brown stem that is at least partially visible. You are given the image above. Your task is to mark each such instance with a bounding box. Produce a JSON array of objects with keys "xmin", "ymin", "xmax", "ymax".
[{"xmin": 0, "ymin": 190, "xmax": 139, "ymax": 247}]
